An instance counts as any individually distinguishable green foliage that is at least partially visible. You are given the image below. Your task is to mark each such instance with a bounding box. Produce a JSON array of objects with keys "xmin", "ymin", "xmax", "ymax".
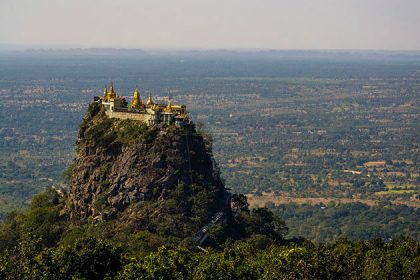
[
  {"xmin": 52, "ymin": 237, "xmax": 122, "ymax": 279},
  {"xmin": 4, "ymin": 190, "xmax": 417, "ymax": 279},
  {"xmin": 117, "ymin": 119, "xmax": 153, "ymax": 145},
  {"xmin": 360, "ymin": 237, "xmax": 419, "ymax": 280},
  {"xmin": 256, "ymin": 246, "xmax": 316, "ymax": 279},
  {"xmin": 245, "ymin": 234, "xmax": 275, "ymax": 250},
  {"xmin": 0, "ymin": 237, "xmax": 121, "ymax": 280},
  {"xmin": 80, "ymin": 102, "xmax": 101, "ymax": 130},
  {"xmin": 0, "ymin": 226, "xmax": 419, "ymax": 279},
  {"xmin": 0, "ymin": 188, "xmax": 64, "ymax": 251},
  {"xmin": 31, "ymin": 188, "xmax": 61, "ymax": 209},
  {"xmin": 2, "ymin": 184, "xmax": 415, "ymax": 279},
  {"xmin": 190, "ymin": 184, "xmax": 222, "ymax": 225},
  {"xmin": 62, "ymin": 163, "xmax": 76, "ymax": 185},
  {"xmin": 193, "ymin": 244, "xmax": 259, "ymax": 280},
  {"xmin": 234, "ymin": 207, "xmax": 288, "ymax": 242},
  {"xmin": 85, "ymin": 116, "xmax": 115, "ymax": 147},
  {"xmin": 117, "ymin": 246, "xmax": 195, "ymax": 280},
  {"xmin": 273, "ymin": 202, "xmax": 420, "ymax": 242},
  {"xmin": 81, "ymin": 108, "xmax": 159, "ymax": 150},
  {"xmin": 93, "ymin": 193, "xmax": 108, "ymax": 210}
]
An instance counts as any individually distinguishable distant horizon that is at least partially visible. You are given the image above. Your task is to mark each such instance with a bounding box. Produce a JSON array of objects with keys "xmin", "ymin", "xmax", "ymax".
[{"xmin": 1, "ymin": 45, "xmax": 420, "ymax": 53}]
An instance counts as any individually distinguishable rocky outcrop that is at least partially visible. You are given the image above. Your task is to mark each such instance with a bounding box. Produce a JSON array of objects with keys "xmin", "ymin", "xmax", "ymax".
[{"xmin": 66, "ymin": 102, "xmax": 227, "ymax": 235}]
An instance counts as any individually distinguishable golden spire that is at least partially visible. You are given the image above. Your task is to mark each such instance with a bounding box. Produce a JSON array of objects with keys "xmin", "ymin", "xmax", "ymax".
[
  {"xmin": 130, "ymin": 87, "xmax": 142, "ymax": 108},
  {"xmin": 164, "ymin": 96, "xmax": 172, "ymax": 112},
  {"xmin": 107, "ymin": 81, "xmax": 116, "ymax": 100},
  {"xmin": 135, "ymin": 87, "xmax": 140, "ymax": 96},
  {"xmin": 109, "ymin": 82, "xmax": 114, "ymax": 93},
  {"xmin": 146, "ymin": 94, "xmax": 154, "ymax": 106}
]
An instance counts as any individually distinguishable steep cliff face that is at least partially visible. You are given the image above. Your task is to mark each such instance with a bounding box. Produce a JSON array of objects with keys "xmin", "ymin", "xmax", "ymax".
[{"xmin": 66, "ymin": 102, "xmax": 228, "ymax": 237}]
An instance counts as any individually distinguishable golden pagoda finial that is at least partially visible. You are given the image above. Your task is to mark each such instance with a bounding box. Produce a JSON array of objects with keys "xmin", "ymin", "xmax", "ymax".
[
  {"xmin": 103, "ymin": 85, "xmax": 107, "ymax": 98},
  {"xmin": 164, "ymin": 96, "xmax": 172, "ymax": 112},
  {"xmin": 109, "ymin": 82, "xmax": 114, "ymax": 93},
  {"xmin": 130, "ymin": 87, "xmax": 143, "ymax": 109},
  {"xmin": 107, "ymin": 81, "xmax": 116, "ymax": 100},
  {"xmin": 146, "ymin": 94, "xmax": 154, "ymax": 106}
]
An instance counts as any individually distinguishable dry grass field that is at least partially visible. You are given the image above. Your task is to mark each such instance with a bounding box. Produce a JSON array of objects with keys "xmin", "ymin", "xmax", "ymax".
[{"xmin": 246, "ymin": 192, "xmax": 420, "ymax": 208}]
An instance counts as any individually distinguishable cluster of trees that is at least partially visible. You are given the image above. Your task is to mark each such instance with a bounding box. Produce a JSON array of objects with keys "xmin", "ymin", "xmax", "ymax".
[
  {"xmin": 1, "ymin": 235, "xmax": 418, "ymax": 279},
  {"xmin": 0, "ymin": 190, "xmax": 287, "ymax": 254},
  {"xmin": 272, "ymin": 202, "xmax": 420, "ymax": 243},
  {"xmin": 0, "ymin": 189, "xmax": 418, "ymax": 279}
]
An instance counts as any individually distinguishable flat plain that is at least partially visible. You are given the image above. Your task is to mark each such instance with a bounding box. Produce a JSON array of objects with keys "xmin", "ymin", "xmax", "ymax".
[{"xmin": 0, "ymin": 50, "xmax": 418, "ymax": 241}]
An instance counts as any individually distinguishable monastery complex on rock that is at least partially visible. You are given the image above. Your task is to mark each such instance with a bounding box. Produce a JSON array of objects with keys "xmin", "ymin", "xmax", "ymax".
[{"xmin": 95, "ymin": 82, "xmax": 190, "ymax": 126}]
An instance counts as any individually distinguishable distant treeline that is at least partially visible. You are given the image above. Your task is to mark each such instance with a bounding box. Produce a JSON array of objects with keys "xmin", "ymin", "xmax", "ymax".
[{"xmin": 272, "ymin": 202, "xmax": 420, "ymax": 243}]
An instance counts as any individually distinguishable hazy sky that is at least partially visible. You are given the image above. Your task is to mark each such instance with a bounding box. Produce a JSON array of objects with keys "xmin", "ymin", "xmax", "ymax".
[{"xmin": 1, "ymin": 0, "xmax": 419, "ymax": 50}]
